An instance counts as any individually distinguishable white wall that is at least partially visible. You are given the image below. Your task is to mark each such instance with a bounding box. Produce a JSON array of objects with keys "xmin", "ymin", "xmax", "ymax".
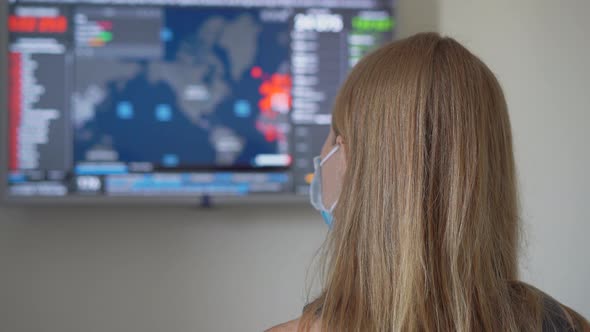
[
  {"xmin": 0, "ymin": 1, "xmax": 588, "ymax": 332},
  {"xmin": 0, "ymin": 204, "xmax": 327, "ymax": 332}
]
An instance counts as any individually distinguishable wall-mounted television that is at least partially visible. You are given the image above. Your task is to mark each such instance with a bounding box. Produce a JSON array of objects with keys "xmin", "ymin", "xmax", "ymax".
[{"xmin": 1, "ymin": 0, "xmax": 394, "ymax": 203}]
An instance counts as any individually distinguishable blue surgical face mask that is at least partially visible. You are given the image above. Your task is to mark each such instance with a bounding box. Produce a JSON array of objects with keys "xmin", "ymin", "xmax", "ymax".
[{"xmin": 310, "ymin": 145, "xmax": 340, "ymax": 228}]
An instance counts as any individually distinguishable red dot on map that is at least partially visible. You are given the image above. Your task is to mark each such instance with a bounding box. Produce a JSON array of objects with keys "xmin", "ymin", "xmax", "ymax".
[{"xmin": 250, "ymin": 66, "xmax": 262, "ymax": 78}]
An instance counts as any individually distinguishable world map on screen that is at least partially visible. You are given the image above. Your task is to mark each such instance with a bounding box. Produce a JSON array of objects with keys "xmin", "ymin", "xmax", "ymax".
[{"xmin": 73, "ymin": 7, "xmax": 291, "ymax": 169}]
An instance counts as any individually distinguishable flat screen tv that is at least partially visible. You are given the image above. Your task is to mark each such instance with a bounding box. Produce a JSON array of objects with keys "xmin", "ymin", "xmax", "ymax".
[{"xmin": 1, "ymin": 0, "xmax": 394, "ymax": 203}]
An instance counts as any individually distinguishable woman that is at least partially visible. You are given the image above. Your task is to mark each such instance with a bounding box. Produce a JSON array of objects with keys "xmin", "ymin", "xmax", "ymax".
[{"xmin": 268, "ymin": 33, "xmax": 589, "ymax": 331}]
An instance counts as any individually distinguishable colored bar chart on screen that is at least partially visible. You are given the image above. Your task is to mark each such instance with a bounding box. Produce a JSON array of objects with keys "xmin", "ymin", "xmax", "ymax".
[
  {"xmin": 76, "ymin": 18, "xmax": 114, "ymax": 48},
  {"xmin": 73, "ymin": 7, "xmax": 163, "ymax": 58}
]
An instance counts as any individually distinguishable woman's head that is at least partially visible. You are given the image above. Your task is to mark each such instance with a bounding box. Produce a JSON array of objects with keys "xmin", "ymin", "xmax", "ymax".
[{"xmin": 304, "ymin": 32, "xmax": 529, "ymax": 331}]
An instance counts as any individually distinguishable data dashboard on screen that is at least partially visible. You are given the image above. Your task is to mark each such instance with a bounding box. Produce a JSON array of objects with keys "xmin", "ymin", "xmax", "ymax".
[{"xmin": 2, "ymin": 0, "xmax": 394, "ymax": 200}]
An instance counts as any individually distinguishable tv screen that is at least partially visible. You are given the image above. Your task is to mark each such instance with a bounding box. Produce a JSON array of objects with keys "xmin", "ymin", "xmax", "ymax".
[{"xmin": 2, "ymin": 0, "xmax": 394, "ymax": 202}]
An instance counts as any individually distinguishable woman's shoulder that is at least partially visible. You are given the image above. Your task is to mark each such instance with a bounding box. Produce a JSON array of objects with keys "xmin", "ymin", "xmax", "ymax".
[
  {"xmin": 265, "ymin": 317, "xmax": 322, "ymax": 332},
  {"xmin": 265, "ymin": 318, "xmax": 300, "ymax": 332}
]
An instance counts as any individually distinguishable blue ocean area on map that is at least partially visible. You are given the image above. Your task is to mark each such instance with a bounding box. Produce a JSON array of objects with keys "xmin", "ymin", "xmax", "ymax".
[{"xmin": 74, "ymin": 7, "xmax": 290, "ymax": 169}]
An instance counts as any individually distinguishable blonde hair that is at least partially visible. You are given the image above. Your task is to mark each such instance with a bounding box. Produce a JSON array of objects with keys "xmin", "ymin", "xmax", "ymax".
[{"xmin": 300, "ymin": 33, "xmax": 589, "ymax": 332}]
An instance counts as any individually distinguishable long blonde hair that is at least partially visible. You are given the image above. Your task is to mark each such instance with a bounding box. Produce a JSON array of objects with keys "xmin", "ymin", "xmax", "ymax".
[{"xmin": 300, "ymin": 33, "xmax": 589, "ymax": 332}]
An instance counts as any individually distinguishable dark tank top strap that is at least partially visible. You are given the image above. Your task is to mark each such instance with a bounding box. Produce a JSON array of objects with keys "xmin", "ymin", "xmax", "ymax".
[
  {"xmin": 302, "ymin": 303, "xmax": 322, "ymax": 317},
  {"xmin": 542, "ymin": 295, "xmax": 578, "ymax": 331}
]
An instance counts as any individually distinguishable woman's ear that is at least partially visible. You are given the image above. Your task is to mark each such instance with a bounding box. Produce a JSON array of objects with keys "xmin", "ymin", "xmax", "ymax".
[{"xmin": 336, "ymin": 135, "xmax": 347, "ymax": 171}]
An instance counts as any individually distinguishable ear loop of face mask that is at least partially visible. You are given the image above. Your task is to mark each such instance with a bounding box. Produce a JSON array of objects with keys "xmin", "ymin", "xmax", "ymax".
[
  {"xmin": 319, "ymin": 145, "xmax": 340, "ymax": 211},
  {"xmin": 310, "ymin": 144, "xmax": 340, "ymax": 228}
]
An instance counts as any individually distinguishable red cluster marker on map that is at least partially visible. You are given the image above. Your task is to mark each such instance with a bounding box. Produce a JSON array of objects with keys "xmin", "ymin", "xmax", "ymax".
[
  {"xmin": 250, "ymin": 66, "xmax": 292, "ymax": 143},
  {"xmin": 258, "ymin": 73, "xmax": 292, "ymax": 119}
]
